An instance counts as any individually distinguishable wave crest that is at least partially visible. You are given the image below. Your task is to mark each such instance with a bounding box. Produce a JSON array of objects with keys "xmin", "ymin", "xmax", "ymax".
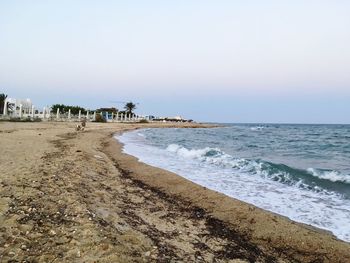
[
  {"xmin": 165, "ymin": 144, "xmax": 350, "ymax": 191},
  {"xmin": 307, "ymin": 168, "xmax": 350, "ymax": 184},
  {"xmin": 166, "ymin": 144, "xmax": 223, "ymax": 158}
]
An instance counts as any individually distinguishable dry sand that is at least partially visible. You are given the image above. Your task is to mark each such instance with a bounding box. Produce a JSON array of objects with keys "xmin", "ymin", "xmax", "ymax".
[{"xmin": 0, "ymin": 121, "xmax": 349, "ymax": 263}]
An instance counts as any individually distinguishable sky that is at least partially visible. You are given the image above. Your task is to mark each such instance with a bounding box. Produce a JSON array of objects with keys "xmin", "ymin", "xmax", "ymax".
[{"xmin": 0, "ymin": 1, "xmax": 349, "ymax": 123}]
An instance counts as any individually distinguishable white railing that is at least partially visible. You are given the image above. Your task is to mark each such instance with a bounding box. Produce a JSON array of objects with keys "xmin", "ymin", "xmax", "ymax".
[{"xmin": 0, "ymin": 108, "xmax": 150, "ymax": 123}]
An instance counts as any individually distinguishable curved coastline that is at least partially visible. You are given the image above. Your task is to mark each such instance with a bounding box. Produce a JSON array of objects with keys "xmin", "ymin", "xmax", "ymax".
[
  {"xmin": 106, "ymin": 127, "xmax": 350, "ymax": 262},
  {"xmin": 0, "ymin": 121, "xmax": 349, "ymax": 262}
]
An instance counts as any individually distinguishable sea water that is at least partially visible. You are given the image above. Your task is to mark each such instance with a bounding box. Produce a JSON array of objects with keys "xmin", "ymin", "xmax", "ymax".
[{"xmin": 116, "ymin": 124, "xmax": 350, "ymax": 242}]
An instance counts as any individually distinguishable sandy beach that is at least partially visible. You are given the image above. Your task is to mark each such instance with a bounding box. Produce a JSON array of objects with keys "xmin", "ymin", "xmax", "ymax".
[{"xmin": 0, "ymin": 122, "xmax": 350, "ymax": 263}]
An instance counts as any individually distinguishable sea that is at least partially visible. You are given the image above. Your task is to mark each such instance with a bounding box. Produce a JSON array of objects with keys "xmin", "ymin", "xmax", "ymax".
[{"xmin": 116, "ymin": 124, "xmax": 350, "ymax": 242}]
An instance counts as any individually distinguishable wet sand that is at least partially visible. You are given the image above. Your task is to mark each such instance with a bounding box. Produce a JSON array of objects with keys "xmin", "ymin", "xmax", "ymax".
[{"xmin": 0, "ymin": 122, "xmax": 349, "ymax": 262}]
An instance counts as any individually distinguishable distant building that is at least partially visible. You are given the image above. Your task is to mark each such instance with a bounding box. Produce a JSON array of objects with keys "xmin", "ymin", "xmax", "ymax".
[
  {"xmin": 144, "ymin": 115, "xmax": 155, "ymax": 121},
  {"xmin": 3, "ymin": 98, "xmax": 33, "ymax": 116},
  {"xmin": 153, "ymin": 116, "xmax": 193, "ymax": 122}
]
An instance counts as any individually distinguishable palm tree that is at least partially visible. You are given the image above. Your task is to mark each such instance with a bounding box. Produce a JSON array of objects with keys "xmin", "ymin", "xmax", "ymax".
[
  {"xmin": 124, "ymin": 102, "xmax": 136, "ymax": 115},
  {"xmin": 0, "ymin": 93, "xmax": 8, "ymax": 114}
]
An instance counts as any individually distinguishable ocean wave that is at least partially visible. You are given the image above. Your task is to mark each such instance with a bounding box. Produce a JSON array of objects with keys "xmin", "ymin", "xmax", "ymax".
[
  {"xmin": 307, "ymin": 168, "xmax": 350, "ymax": 184},
  {"xmin": 165, "ymin": 144, "xmax": 349, "ymax": 193},
  {"xmin": 166, "ymin": 144, "xmax": 223, "ymax": 158},
  {"xmin": 117, "ymin": 131, "xmax": 350, "ymax": 242},
  {"xmin": 117, "ymin": 128, "xmax": 350, "ymax": 242}
]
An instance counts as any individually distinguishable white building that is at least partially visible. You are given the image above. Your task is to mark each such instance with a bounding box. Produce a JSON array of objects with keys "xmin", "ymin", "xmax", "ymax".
[{"xmin": 3, "ymin": 98, "xmax": 33, "ymax": 117}]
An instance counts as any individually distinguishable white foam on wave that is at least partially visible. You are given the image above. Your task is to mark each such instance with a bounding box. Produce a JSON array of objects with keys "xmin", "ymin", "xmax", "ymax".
[
  {"xmin": 167, "ymin": 144, "xmax": 211, "ymax": 158},
  {"xmin": 116, "ymin": 130, "xmax": 350, "ymax": 242},
  {"xmin": 307, "ymin": 168, "xmax": 350, "ymax": 184},
  {"xmin": 165, "ymin": 144, "xmax": 299, "ymax": 186},
  {"xmin": 166, "ymin": 144, "xmax": 222, "ymax": 159}
]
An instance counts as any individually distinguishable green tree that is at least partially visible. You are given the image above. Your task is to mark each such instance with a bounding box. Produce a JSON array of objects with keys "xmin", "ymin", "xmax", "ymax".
[
  {"xmin": 51, "ymin": 104, "xmax": 86, "ymax": 115},
  {"xmin": 0, "ymin": 93, "xmax": 8, "ymax": 114},
  {"xmin": 124, "ymin": 102, "xmax": 136, "ymax": 114}
]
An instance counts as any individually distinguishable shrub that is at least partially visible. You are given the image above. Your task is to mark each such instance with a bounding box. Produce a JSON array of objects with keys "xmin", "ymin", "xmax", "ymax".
[{"xmin": 94, "ymin": 113, "xmax": 106, "ymax": 122}]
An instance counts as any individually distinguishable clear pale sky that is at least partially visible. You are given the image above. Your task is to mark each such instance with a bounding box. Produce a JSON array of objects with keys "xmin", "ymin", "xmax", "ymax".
[{"xmin": 1, "ymin": 1, "xmax": 349, "ymax": 123}]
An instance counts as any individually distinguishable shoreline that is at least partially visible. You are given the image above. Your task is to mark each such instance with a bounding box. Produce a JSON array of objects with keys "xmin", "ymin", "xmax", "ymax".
[
  {"xmin": 107, "ymin": 128, "xmax": 350, "ymax": 262},
  {"xmin": 114, "ymin": 127, "xmax": 346, "ymax": 238},
  {"xmin": 1, "ymin": 122, "xmax": 349, "ymax": 262}
]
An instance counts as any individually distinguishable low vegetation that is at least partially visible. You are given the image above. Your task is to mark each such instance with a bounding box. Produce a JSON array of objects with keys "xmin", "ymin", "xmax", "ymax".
[
  {"xmin": 93, "ymin": 113, "xmax": 106, "ymax": 123},
  {"xmin": 0, "ymin": 117, "xmax": 42, "ymax": 122},
  {"xmin": 138, "ymin": 119, "xmax": 149, "ymax": 123}
]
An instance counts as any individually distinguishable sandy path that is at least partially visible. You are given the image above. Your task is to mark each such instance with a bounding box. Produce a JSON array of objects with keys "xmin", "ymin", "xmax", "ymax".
[{"xmin": 0, "ymin": 122, "xmax": 349, "ymax": 263}]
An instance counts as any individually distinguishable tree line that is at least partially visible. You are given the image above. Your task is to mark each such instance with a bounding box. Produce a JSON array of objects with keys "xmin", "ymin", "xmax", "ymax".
[
  {"xmin": 52, "ymin": 102, "xmax": 137, "ymax": 115},
  {"xmin": 0, "ymin": 94, "xmax": 137, "ymax": 116},
  {"xmin": 51, "ymin": 104, "xmax": 87, "ymax": 115}
]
